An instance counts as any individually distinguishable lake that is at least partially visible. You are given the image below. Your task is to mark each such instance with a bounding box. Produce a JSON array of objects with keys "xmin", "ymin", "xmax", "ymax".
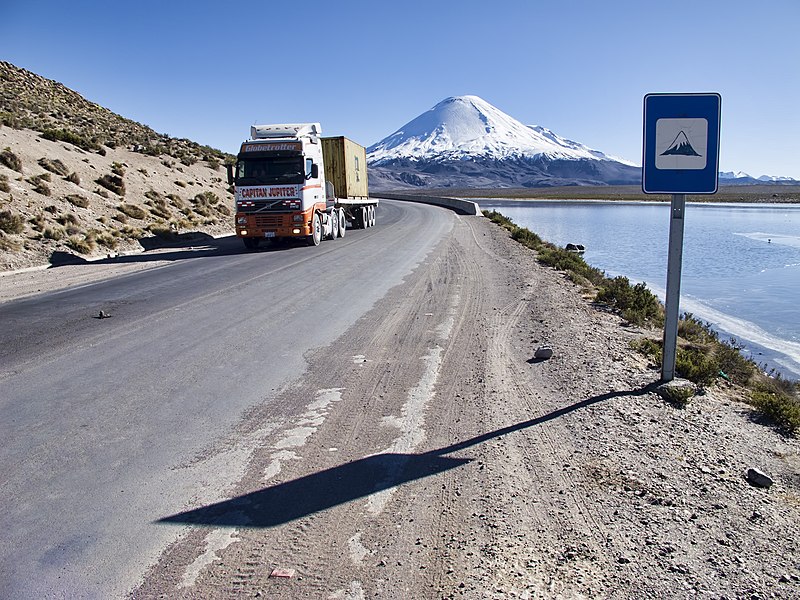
[{"xmin": 478, "ymin": 199, "xmax": 800, "ymax": 379}]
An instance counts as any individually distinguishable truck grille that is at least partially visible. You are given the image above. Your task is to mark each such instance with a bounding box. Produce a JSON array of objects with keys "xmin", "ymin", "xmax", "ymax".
[{"xmin": 254, "ymin": 214, "xmax": 286, "ymax": 228}]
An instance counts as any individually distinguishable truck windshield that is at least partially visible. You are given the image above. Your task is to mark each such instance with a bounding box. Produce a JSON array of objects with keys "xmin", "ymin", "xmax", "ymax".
[{"xmin": 235, "ymin": 157, "xmax": 304, "ymax": 185}]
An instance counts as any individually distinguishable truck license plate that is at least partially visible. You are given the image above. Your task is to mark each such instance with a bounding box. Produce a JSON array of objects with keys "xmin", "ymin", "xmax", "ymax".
[{"xmin": 264, "ymin": 231, "xmax": 276, "ymax": 238}]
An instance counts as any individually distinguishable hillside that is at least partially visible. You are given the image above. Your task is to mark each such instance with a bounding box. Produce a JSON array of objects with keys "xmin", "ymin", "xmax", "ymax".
[{"xmin": 0, "ymin": 62, "xmax": 234, "ymax": 271}]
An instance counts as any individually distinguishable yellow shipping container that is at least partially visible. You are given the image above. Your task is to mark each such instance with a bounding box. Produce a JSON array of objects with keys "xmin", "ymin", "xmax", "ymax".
[{"xmin": 321, "ymin": 136, "xmax": 369, "ymax": 200}]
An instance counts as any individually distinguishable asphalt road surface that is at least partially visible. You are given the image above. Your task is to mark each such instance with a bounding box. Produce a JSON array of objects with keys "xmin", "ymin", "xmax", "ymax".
[{"xmin": 0, "ymin": 200, "xmax": 454, "ymax": 598}]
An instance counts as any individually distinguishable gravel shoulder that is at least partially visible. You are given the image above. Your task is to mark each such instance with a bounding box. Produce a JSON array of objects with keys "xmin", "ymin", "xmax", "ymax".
[{"xmin": 6, "ymin": 210, "xmax": 798, "ymax": 598}]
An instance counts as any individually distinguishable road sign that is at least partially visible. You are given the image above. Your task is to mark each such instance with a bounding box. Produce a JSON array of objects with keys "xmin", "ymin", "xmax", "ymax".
[{"xmin": 643, "ymin": 93, "xmax": 721, "ymax": 194}]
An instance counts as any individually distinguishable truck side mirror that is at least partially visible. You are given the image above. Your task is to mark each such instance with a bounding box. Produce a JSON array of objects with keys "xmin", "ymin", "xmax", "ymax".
[
  {"xmin": 311, "ymin": 163, "xmax": 319, "ymax": 179},
  {"xmin": 226, "ymin": 163, "xmax": 234, "ymax": 186}
]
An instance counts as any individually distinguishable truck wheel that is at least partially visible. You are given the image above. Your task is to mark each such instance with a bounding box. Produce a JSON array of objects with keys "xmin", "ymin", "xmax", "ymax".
[
  {"xmin": 307, "ymin": 213, "xmax": 322, "ymax": 246},
  {"xmin": 370, "ymin": 205, "xmax": 376, "ymax": 227},
  {"xmin": 361, "ymin": 206, "xmax": 369, "ymax": 228},
  {"xmin": 337, "ymin": 208, "xmax": 346, "ymax": 238},
  {"xmin": 243, "ymin": 237, "xmax": 258, "ymax": 250},
  {"xmin": 329, "ymin": 210, "xmax": 339, "ymax": 240}
]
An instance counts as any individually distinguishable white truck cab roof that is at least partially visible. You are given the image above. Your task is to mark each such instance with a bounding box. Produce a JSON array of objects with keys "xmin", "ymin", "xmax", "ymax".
[{"xmin": 250, "ymin": 123, "xmax": 321, "ymax": 140}]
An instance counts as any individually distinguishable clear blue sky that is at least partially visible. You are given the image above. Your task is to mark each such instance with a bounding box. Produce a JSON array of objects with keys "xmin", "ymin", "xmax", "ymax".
[{"xmin": 2, "ymin": 0, "xmax": 798, "ymax": 178}]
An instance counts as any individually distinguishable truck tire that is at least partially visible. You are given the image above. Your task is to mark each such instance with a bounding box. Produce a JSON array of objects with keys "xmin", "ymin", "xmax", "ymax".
[
  {"xmin": 307, "ymin": 213, "xmax": 322, "ymax": 246},
  {"xmin": 243, "ymin": 237, "xmax": 259, "ymax": 250},
  {"xmin": 329, "ymin": 210, "xmax": 339, "ymax": 240},
  {"xmin": 337, "ymin": 208, "xmax": 346, "ymax": 238},
  {"xmin": 370, "ymin": 205, "xmax": 376, "ymax": 227},
  {"xmin": 362, "ymin": 206, "xmax": 369, "ymax": 228}
]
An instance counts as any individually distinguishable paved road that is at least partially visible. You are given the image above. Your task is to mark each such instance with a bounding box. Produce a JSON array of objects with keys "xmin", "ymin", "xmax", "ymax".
[{"xmin": 0, "ymin": 200, "xmax": 454, "ymax": 599}]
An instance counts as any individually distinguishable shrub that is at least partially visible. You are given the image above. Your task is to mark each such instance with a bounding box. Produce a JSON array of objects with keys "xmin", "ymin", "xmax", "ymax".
[
  {"xmin": 1, "ymin": 147, "xmax": 23, "ymax": 172},
  {"xmin": 167, "ymin": 193, "xmax": 184, "ymax": 209},
  {"xmin": 596, "ymin": 276, "xmax": 664, "ymax": 326},
  {"xmin": 95, "ymin": 188, "xmax": 110, "ymax": 199},
  {"xmin": 0, "ymin": 173, "xmax": 9, "ymax": 193},
  {"xmin": 118, "ymin": 204, "xmax": 147, "ymax": 220},
  {"xmin": 675, "ymin": 346, "xmax": 719, "ymax": 387},
  {"xmin": 120, "ymin": 225, "xmax": 144, "ymax": 239},
  {"xmin": 96, "ymin": 174, "xmax": 125, "ymax": 196},
  {"xmin": 749, "ymin": 383, "xmax": 800, "ymax": 433},
  {"xmin": 0, "ymin": 233, "xmax": 22, "ymax": 252},
  {"xmin": 66, "ymin": 235, "xmax": 96, "ymax": 254},
  {"xmin": 43, "ymin": 226, "xmax": 65, "ymax": 240},
  {"xmin": 41, "ymin": 129, "xmax": 99, "ymax": 152},
  {"xmin": 38, "ymin": 157, "xmax": 70, "ymax": 176},
  {"xmin": 91, "ymin": 230, "xmax": 117, "ymax": 249},
  {"xmin": 29, "ymin": 213, "xmax": 46, "ymax": 232},
  {"xmin": 65, "ymin": 172, "xmax": 80, "ymax": 185},
  {"xmin": 111, "ymin": 162, "xmax": 126, "ymax": 177},
  {"xmin": 215, "ymin": 203, "xmax": 231, "ymax": 216},
  {"xmin": 0, "ymin": 210, "xmax": 25, "ymax": 234},
  {"xmin": 65, "ymin": 194, "xmax": 90, "ymax": 208},
  {"xmin": 206, "ymin": 157, "xmax": 220, "ymax": 171},
  {"xmin": 56, "ymin": 213, "xmax": 79, "ymax": 226}
]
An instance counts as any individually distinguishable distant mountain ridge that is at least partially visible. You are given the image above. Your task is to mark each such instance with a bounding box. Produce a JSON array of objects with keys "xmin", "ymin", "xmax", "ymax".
[
  {"xmin": 367, "ymin": 96, "xmax": 640, "ymax": 190},
  {"xmin": 367, "ymin": 95, "xmax": 798, "ymax": 190}
]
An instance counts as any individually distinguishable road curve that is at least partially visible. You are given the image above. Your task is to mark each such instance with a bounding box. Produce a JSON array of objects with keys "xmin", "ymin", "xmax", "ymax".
[{"xmin": 0, "ymin": 199, "xmax": 454, "ymax": 599}]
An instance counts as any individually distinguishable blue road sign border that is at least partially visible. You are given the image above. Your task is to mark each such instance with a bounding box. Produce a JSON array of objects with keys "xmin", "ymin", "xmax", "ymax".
[{"xmin": 642, "ymin": 93, "xmax": 721, "ymax": 194}]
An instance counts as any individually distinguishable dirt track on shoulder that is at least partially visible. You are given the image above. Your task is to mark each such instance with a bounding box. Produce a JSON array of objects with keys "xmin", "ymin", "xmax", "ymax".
[{"xmin": 134, "ymin": 213, "xmax": 800, "ymax": 599}]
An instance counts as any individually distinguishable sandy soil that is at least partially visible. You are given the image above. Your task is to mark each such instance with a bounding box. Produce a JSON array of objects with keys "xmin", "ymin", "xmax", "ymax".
[
  {"xmin": 0, "ymin": 127, "xmax": 232, "ymax": 272},
  {"xmin": 110, "ymin": 213, "xmax": 800, "ymax": 599}
]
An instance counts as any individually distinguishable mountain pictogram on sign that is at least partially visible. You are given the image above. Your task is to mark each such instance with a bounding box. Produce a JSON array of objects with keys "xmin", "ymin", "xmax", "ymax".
[{"xmin": 661, "ymin": 131, "xmax": 701, "ymax": 157}]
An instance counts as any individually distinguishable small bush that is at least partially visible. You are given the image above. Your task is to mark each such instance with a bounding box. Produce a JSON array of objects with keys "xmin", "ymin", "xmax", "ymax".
[
  {"xmin": 91, "ymin": 230, "xmax": 118, "ymax": 249},
  {"xmin": 38, "ymin": 157, "xmax": 70, "ymax": 176},
  {"xmin": 65, "ymin": 172, "xmax": 80, "ymax": 185},
  {"xmin": 120, "ymin": 225, "xmax": 144, "ymax": 239},
  {"xmin": 0, "ymin": 210, "xmax": 25, "ymax": 234},
  {"xmin": 749, "ymin": 383, "xmax": 800, "ymax": 433},
  {"xmin": 56, "ymin": 213, "xmax": 79, "ymax": 226},
  {"xmin": 95, "ymin": 188, "xmax": 110, "ymax": 199},
  {"xmin": 111, "ymin": 162, "xmax": 126, "ymax": 177},
  {"xmin": 1, "ymin": 147, "xmax": 23, "ymax": 172},
  {"xmin": 29, "ymin": 213, "xmax": 46, "ymax": 232},
  {"xmin": 675, "ymin": 346, "xmax": 719, "ymax": 387},
  {"xmin": 66, "ymin": 235, "xmax": 96, "ymax": 254},
  {"xmin": 65, "ymin": 194, "xmax": 90, "ymax": 208},
  {"xmin": 41, "ymin": 129, "xmax": 99, "ymax": 152},
  {"xmin": 43, "ymin": 226, "xmax": 65, "ymax": 240},
  {"xmin": 167, "ymin": 193, "xmax": 184, "ymax": 209},
  {"xmin": 215, "ymin": 203, "xmax": 231, "ymax": 216},
  {"xmin": 0, "ymin": 173, "xmax": 9, "ymax": 193},
  {"xmin": 118, "ymin": 204, "xmax": 147, "ymax": 220},
  {"xmin": 596, "ymin": 276, "xmax": 664, "ymax": 326},
  {"xmin": 206, "ymin": 157, "xmax": 220, "ymax": 171},
  {"xmin": 0, "ymin": 233, "xmax": 22, "ymax": 252},
  {"xmin": 96, "ymin": 174, "xmax": 125, "ymax": 196}
]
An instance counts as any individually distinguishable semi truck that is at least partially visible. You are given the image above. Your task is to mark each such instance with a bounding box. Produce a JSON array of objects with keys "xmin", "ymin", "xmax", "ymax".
[{"xmin": 227, "ymin": 123, "xmax": 377, "ymax": 249}]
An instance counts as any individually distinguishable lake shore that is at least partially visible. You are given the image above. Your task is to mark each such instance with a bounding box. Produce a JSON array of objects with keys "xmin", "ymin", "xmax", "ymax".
[{"xmin": 396, "ymin": 184, "xmax": 800, "ymax": 204}]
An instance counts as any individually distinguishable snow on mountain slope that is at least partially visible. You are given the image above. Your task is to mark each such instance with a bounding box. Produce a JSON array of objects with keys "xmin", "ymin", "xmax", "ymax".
[{"xmin": 368, "ymin": 95, "xmax": 635, "ymax": 165}]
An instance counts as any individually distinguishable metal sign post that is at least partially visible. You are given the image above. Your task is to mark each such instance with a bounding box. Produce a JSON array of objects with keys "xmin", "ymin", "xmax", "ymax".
[
  {"xmin": 642, "ymin": 93, "xmax": 721, "ymax": 382},
  {"xmin": 661, "ymin": 193, "xmax": 686, "ymax": 381}
]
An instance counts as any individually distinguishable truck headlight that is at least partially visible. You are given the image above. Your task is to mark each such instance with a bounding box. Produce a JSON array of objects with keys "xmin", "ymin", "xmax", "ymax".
[{"xmin": 240, "ymin": 230, "xmax": 248, "ymax": 236}]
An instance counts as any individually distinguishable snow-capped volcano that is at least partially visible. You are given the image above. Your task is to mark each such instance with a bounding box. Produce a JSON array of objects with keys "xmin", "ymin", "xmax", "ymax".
[
  {"xmin": 367, "ymin": 95, "xmax": 640, "ymax": 190},
  {"xmin": 368, "ymin": 95, "xmax": 632, "ymax": 165}
]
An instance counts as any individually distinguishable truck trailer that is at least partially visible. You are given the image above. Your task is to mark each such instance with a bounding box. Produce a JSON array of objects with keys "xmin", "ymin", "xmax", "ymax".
[{"xmin": 227, "ymin": 123, "xmax": 377, "ymax": 249}]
